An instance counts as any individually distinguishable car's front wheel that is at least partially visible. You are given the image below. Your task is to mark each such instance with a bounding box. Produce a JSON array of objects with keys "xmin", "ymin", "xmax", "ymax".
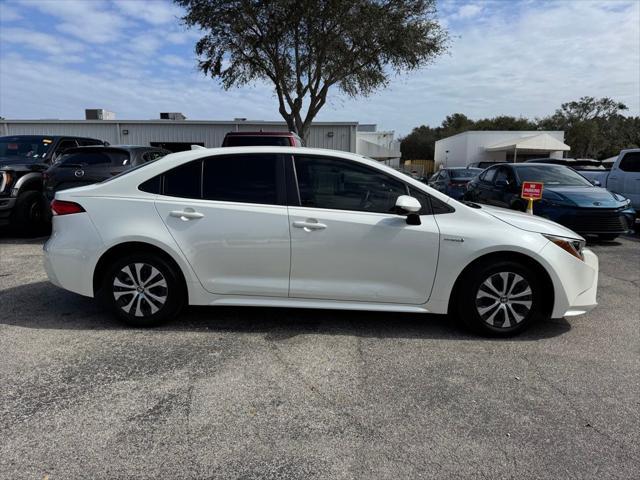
[
  {"xmin": 456, "ymin": 260, "xmax": 544, "ymax": 336},
  {"xmin": 102, "ymin": 253, "xmax": 185, "ymax": 327}
]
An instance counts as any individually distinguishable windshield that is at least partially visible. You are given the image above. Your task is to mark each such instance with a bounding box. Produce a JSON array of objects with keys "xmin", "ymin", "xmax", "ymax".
[
  {"xmin": 0, "ymin": 137, "xmax": 52, "ymax": 160},
  {"xmin": 450, "ymin": 168, "xmax": 482, "ymax": 179},
  {"xmin": 515, "ymin": 165, "xmax": 592, "ymax": 186}
]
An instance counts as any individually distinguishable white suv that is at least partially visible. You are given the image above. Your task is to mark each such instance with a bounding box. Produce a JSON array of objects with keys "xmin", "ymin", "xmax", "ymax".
[{"xmin": 44, "ymin": 147, "xmax": 599, "ymax": 336}]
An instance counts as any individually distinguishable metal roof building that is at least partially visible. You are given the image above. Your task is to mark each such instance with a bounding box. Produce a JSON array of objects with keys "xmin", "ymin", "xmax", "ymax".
[{"xmin": 0, "ymin": 119, "xmax": 359, "ymax": 153}]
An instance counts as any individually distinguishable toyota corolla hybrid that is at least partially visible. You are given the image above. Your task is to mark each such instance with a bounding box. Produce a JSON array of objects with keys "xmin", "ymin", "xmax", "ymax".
[{"xmin": 44, "ymin": 147, "xmax": 599, "ymax": 336}]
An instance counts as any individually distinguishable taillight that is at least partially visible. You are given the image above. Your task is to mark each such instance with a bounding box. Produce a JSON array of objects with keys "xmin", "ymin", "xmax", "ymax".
[{"xmin": 51, "ymin": 200, "xmax": 85, "ymax": 216}]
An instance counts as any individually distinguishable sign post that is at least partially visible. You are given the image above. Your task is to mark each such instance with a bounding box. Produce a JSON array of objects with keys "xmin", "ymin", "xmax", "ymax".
[{"xmin": 521, "ymin": 182, "xmax": 543, "ymax": 215}]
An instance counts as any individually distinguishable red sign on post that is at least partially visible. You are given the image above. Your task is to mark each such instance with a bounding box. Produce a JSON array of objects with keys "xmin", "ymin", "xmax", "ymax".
[{"xmin": 521, "ymin": 182, "xmax": 544, "ymax": 200}]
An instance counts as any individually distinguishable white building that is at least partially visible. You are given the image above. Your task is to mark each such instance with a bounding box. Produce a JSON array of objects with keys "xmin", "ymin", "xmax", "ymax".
[
  {"xmin": 356, "ymin": 124, "xmax": 401, "ymax": 167},
  {"xmin": 434, "ymin": 130, "xmax": 570, "ymax": 168}
]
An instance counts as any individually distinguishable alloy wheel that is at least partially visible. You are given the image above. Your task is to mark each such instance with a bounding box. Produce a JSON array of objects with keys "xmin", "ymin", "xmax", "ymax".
[
  {"xmin": 112, "ymin": 263, "xmax": 168, "ymax": 317},
  {"xmin": 475, "ymin": 272, "xmax": 532, "ymax": 328}
]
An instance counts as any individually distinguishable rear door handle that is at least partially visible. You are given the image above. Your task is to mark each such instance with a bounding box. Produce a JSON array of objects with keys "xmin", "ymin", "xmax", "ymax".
[
  {"xmin": 170, "ymin": 209, "xmax": 204, "ymax": 220},
  {"xmin": 292, "ymin": 220, "xmax": 327, "ymax": 231}
]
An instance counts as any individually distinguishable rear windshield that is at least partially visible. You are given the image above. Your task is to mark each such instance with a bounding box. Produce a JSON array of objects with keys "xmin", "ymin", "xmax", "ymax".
[
  {"xmin": 57, "ymin": 150, "xmax": 130, "ymax": 166},
  {"xmin": 450, "ymin": 169, "xmax": 482, "ymax": 179},
  {"xmin": 515, "ymin": 165, "xmax": 592, "ymax": 186},
  {"xmin": 224, "ymin": 136, "xmax": 291, "ymax": 147}
]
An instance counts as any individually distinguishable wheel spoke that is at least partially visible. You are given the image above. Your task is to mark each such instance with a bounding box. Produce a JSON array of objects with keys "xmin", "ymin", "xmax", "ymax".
[
  {"xmin": 114, "ymin": 290, "xmax": 136, "ymax": 300},
  {"xmin": 142, "ymin": 296, "xmax": 160, "ymax": 314},
  {"xmin": 145, "ymin": 290, "xmax": 167, "ymax": 305},
  {"xmin": 122, "ymin": 265, "xmax": 137, "ymax": 286},
  {"xmin": 145, "ymin": 278, "xmax": 168, "ymax": 290},
  {"xmin": 134, "ymin": 294, "xmax": 144, "ymax": 317},
  {"xmin": 510, "ymin": 288, "xmax": 532, "ymax": 299},
  {"xmin": 122, "ymin": 293, "xmax": 138, "ymax": 313},
  {"xmin": 498, "ymin": 272, "xmax": 510, "ymax": 295},
  {"xmin": 113, "ymin": 277, "xmax": 136, "ymax": 289},
  {"xmin": 484, "ymin": 304, "xmax": 504, "ymax": 326},
  {"xmin": 482, "ymin": 278, "xmax": 503, "ymax": 297},
  {"xmin": 477, "ymin": 301, "xmax": 500, "ymax": 316},
  {"xmin": 506, "ymin": 303, "xmax": 525, "ymax": 323},
  {"xmin": 142, "ymin": 267, "xmax": 162, "ymax": 287}
]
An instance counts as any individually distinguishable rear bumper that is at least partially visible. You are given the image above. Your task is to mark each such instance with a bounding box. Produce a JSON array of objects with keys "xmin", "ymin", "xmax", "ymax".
[{"xmin": 44, "ymin": 213, "xmax": 104, "ymax": 297}]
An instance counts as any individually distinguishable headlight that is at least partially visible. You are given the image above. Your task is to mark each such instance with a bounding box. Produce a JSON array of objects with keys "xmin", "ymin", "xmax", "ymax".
[
  {"xmin": 543, "ymin": 234, "xmax": 585, "ymax": 261},
  {"xmin": 0, "ymin": 171, "xmax": 14, "ymax": 193}
]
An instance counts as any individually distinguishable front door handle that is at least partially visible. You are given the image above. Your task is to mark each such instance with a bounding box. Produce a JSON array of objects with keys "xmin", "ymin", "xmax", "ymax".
[
  {"xmin": 292, "ymin": 220, "xmax": 327, "ymax": 231},
  {"xmin": 169, "ymin": 209, "xmax": 204, "ymax": 221}
]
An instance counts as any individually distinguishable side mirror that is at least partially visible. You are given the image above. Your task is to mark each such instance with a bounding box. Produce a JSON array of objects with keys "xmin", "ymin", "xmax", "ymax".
[
  {"xmin": 592, "ymin": 179, "xmax": 601, "ymax": 187},
  {"xmin": 395, "ymin": 195, "xmax": 422, "ymax": 225}
]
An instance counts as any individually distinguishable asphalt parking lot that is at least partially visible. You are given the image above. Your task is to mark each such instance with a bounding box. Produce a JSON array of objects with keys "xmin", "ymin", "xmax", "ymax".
[{"xmin": 1, "ymin": 234, "xmax": 639, "ymax": 479}]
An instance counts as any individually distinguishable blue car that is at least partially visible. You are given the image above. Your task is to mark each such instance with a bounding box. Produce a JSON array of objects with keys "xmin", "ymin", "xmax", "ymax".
[
  {"xmin": 464, "ymin": 163, "xmax": 636, "ymax": 240},
  {"xmin": 428, "ymin": 167, "xmax": 483, "ymax": 200}
]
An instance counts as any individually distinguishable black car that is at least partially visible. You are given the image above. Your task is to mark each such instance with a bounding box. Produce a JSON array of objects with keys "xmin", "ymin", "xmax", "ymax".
[
  {"xmin": 428, "ymin": 167, "xmax": 483, "ymax": 200},
  {"xmin": 464, "ymin": 163, "xmax": 636, "ymax": 240},
  {"xmin": 0, "ymin": 135, "xmax": 105, "ymax": 231},
  {"xmin": 44, "ymin": 145, "xmax": 169, "ymax": 200}
]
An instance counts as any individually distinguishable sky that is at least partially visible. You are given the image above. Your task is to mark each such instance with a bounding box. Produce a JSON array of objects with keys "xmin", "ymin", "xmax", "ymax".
[{"xmin": 0, "ymin": 0, "xmax": 638, "ymax": 136}]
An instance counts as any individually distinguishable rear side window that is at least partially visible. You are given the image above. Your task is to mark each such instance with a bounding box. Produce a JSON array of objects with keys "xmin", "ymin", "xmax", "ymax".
[
  {"xmin": 224, "ymin": 135, "xmax": 291, "ymax": 147},
  {"xmin": 618, "ymin": 152, "xmax": 640, "ymax": 172},
  {"xmin": 143, "ymin": 150, "xmax": 166, "ymax": 162},
  {"xmin": 202, "ymin": 154, "xmax": 279, "ymax": 204},
  {"xmin": 294, "ymin": 155, "xmax": 407, "ymax": 214},
  {"xmin": 163, "ymin": 160, "xmax": 202, "ymax": 198}
]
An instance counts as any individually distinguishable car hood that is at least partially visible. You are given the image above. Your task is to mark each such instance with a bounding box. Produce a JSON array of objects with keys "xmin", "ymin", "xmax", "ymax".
[
  {"xmin": 0, "ymin": 157, "xmax": 44, "ymax": 169},
  {"xmin": 480, "ymin": 204, "xmax": 584, "ymax": 239},
  {"xmin": 544, "ymin": 185, "xmax": 625, "ymax": 208}
]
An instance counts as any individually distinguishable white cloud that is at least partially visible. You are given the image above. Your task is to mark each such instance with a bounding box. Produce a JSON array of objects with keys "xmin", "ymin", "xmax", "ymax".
[
  {"xmin": 130, "ymin": 33, "xmax": 164, "ymax": 54},
  {"xmin": 0, "ymin": 3, "xmax": 23, "ymax": 22},
  {"xmin": 114, "ymin": 0, "xmax": 182, "ymax": 25},
  {"xmin": 0, "ymin": 27, "xmax": 85, "ymax": 56},
  {"xmin": 456, "ymin": 4, "xmax": 483, "ymax": 19},
  {"xmin": 19, "ymin": 0, "xmax": 128, "ymax": 43},
  {"xmin": 161, "ymin": 54, "xmax": 194, "ymax": 68}
]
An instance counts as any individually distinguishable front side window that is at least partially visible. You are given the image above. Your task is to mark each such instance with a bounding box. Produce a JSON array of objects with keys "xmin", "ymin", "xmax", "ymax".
[
  {"xmin": 480, "ymin": 167, "xmax": 497, "ymax": 183},
  {"xmin": 294, "ymin": 155, "xmax": 407, "ymax": 214},
  {"xmin": 202, "ymin": 154, "xmax": 279, "ymax": 205},
  {"xmin": 618, "ymin": 152, "xmax": 640, "ymax": 172},
  {"xmin": 494, "ymin": 167, "xmax": 513, "ymax": 184}
]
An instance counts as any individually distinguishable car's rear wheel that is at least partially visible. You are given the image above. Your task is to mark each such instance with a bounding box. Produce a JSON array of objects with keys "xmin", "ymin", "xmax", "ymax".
[
  {"xmin": 456, "ymin": 260, "xmax": 544, "ymax": 336},
  {"xmin": 102, "ymin": 253, "xmax": 185, "ymax": 327}
]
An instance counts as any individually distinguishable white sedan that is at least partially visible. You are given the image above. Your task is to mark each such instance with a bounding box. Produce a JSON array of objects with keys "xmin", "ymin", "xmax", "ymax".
[{"xmin": 44, "ymin": 147, "xmax": 599, "ymax": 336}]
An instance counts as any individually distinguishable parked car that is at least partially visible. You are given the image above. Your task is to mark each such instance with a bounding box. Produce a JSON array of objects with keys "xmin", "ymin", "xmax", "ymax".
[
  {"xmin": 45, "ymin": 147, "xmax": 599, "ymax": 337},
  {"xmin": 0, "ymin": 135, "xmax": 105, "ymax": 231},
  {"xmin": 579, "ymin": 149, "xmax": 640, "ymax": 226},
  {"xmin": 222, "ymin": 131, "xmax": 303, "ymax": 147},
  {"xmin": 428, "ymin": 167, "xmax": 483, "ymax": 200},
  {"xmin": 44, "ymin": 145, "xmax": 169, "ymax": 201},
  {"xmin": 464, "ymin": 163, "xmax": 635, "ymax": 240},
  {"xmin": 468, "ymin": 161, "xmax": 503, "ymax": 169}
]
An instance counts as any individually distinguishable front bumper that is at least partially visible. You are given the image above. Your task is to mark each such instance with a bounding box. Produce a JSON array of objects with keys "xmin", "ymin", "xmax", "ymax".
[
  {"xmin": 0, "ymin": 196, "xmax": 17, "ymax": 225},
  {"xmin": 541, "ymin": 242, "xmax": 599, "ymax": 318},
  {"xmin": 540, "ymin": 206, "xmax": 636, "ymax": 235}
]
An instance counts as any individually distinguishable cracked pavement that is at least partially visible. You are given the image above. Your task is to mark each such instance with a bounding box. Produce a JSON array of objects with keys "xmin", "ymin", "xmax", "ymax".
[{"xmin": 1, "ymin": 234, "xmax": 639, "ymax": 479}]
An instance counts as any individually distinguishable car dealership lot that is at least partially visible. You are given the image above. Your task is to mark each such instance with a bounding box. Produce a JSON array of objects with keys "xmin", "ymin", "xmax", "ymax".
[{"xmin": 0, "ymin": 235, "xmax": 638, "ymax": 479}]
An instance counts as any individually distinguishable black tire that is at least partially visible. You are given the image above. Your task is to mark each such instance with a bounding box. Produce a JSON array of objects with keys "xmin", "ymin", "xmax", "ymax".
[
  {"xmin": 456, "ymin": 260, "xmax": 545, "ymax": 337},
  {"xmin": 597, "ymin": 234, "xmax": 618, "ymax": 241},
  {"xmin": 101, "ymin": 253, "xmax": 185, "ymax": 327},
  {"xmin": 10, "ymin": 190, "xmax": 49, "ymax": 234}
]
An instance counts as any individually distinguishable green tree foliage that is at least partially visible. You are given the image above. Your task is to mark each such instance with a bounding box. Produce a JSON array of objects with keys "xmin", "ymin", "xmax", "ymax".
[
  {"xmin": 401, "ymin": 97, "xmax": 639, "ymax": 160},
  {"xmin": 538, "ymin": 96, "xmax": 637, "ymax": 158},
  {"xmin": 176, "ymin": 0, "xmax": 448, "ymax": 141}
]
